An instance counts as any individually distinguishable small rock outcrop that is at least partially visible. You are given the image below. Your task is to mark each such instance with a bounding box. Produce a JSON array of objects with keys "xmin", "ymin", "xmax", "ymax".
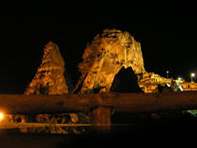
[
  {"xmin": 25, "ymin": 41, "xmax": 68, "ymax": 95},
  {"xmin": 74, "ymin": 29, "xmax": 146, "ymax": 93}
]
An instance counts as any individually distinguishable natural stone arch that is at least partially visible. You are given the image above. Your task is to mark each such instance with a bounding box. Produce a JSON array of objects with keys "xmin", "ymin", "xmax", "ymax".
[{"xmin": 74, "ymin": 29, "xmax": 146, "ymax": 93}]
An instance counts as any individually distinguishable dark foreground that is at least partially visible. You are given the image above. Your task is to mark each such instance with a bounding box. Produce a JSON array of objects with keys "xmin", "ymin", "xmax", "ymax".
[{"xmin": 1, "ymin": 112, "xmax": 197, "ymax": 148}]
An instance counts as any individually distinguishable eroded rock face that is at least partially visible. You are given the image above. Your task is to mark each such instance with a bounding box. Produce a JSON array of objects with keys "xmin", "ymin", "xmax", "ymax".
[
  {"xmin": 25, "ymin": 41, "xmax": 68, "ymax": 95},
  {"xmin": 74, "ymin": 29, "xmax": 146, "ymax": 93},
  {"xmin": 138, "ymin": 72, "xmax": 172, "ymax": 93},
  {"xmin": 23, "ymin": 41, "xmax": 89, "ymax": 134}
]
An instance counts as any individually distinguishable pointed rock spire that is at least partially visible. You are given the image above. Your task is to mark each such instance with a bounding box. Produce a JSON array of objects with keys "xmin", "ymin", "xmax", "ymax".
[{"xmin": 25, "ymin": 41, "xmax": 69, "ymax": 95}]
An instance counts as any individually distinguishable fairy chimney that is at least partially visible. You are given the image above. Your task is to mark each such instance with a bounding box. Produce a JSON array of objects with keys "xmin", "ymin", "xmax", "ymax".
[{"xmin": 25, "ymin": 41, "xmax": 69, "ymax": 95}]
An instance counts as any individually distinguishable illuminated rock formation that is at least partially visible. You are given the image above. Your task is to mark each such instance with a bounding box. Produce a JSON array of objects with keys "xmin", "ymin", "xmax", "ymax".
[
  {"xmin": 74, "ymin": 29, "xmax": 146, "ymax": 93},
  {"xmin": 25, "ymin": 41, "xmax": 68, "ymax": 95},
  {"xmin": 24, "ymin": 41, "xmax": 88, "ymax": 134},
  {"xmin": 138, "ymin": 72, "xmax": 171, "ymax": 93}
]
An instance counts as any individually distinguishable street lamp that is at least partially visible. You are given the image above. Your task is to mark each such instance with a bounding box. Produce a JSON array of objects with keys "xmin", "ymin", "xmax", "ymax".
[
  {"xmin": 191, "ymin": 73, "xmax": 195, "ymax": 82},
  {"xmin": 166, "ymin": 71, "xmax": 169, "ymax": 78}
]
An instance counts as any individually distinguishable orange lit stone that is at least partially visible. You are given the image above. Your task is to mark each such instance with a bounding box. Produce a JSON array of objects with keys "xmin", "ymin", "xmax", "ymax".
[
  {"xmin": 74, "ymin": 29, "xmax": 146, "ymax": 93},
  {"xmin": 25, "ymin": 41, "xmax": 68, "ymax": 95}
]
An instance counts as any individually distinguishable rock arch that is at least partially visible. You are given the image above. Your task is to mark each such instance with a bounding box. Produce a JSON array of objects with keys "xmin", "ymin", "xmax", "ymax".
[{"xmin": 74, "ymin": 29, "xmax": 146, "ymax": 93}]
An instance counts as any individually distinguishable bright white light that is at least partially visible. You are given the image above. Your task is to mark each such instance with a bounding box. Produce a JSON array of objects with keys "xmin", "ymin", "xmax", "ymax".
[
  {"xmin": 191, "ymin": 73, "xmax": 195, "ymax": 77},
  {"xmin": 178, "ymin": 77, "xmax": 182, "ymax": 81},
  {"xmin": 0, "ymin": 112, "xmax": 4, "ymax": 120}
]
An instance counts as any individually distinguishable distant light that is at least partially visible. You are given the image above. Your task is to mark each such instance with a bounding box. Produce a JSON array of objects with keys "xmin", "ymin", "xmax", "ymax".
[
  {"xmin": 166, "ymin": 71, "xmax": 169, "ymax": 78},
  {"xmin": 178, "ymin": 77, "xmax": 182, "ymax": 81},
  {"xmin": 0, "ymin": 112, "xmax": 4, "ymax": 121},
  {"xmin": 191, "ymin": 73, "xmax": 195, "ymax": 77},
  {"xmin": 191, "ymin": 73, "xmax": 195, "ymax": 82}
]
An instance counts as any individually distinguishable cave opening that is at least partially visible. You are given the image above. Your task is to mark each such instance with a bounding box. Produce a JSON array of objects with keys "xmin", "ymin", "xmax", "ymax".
[{"xmin": 110, "ymin": 67, "xmax": 142, "ymax": 93}]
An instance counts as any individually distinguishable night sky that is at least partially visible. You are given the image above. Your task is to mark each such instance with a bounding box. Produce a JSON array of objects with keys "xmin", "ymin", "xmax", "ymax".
[{"xmin": 0, "ymin": 7, "xmax": 196, "ymax": 94}]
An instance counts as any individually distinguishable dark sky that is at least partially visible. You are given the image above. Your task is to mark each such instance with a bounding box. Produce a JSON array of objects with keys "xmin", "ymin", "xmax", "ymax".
[{"xmin": 0, "ymin": 6, "xmax": 196, "ymax": 93}]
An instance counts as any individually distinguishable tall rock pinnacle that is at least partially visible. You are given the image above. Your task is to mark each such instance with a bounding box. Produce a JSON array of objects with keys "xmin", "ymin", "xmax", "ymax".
[{"xmin": 25, "ymin": 41, "xmax": 69, "ymax": 95}]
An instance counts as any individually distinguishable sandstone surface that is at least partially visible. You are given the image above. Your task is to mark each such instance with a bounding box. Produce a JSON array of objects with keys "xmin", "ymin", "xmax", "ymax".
[
  {"xmin": 25, "ymin": 41, "xmax": 68, "ymax": 95},
  {"xmin": 74, "ymin": 29, "xmax": 146, "ymax": 93}
]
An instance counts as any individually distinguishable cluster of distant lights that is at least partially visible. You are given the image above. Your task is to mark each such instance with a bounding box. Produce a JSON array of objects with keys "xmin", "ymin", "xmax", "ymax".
[{"xmin": 166, "ymin": 71, "xmax": 196, "ymax": 82}]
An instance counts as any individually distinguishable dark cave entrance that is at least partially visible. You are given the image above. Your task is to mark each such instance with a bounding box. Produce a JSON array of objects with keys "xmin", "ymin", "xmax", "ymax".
[
  {"xmin": 110, "ymin": 67, "xmax": 142, "ymax": 93},
  {"xmin": 110, "ymin": 67, "xmax": 144, "ymax": 124}
]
